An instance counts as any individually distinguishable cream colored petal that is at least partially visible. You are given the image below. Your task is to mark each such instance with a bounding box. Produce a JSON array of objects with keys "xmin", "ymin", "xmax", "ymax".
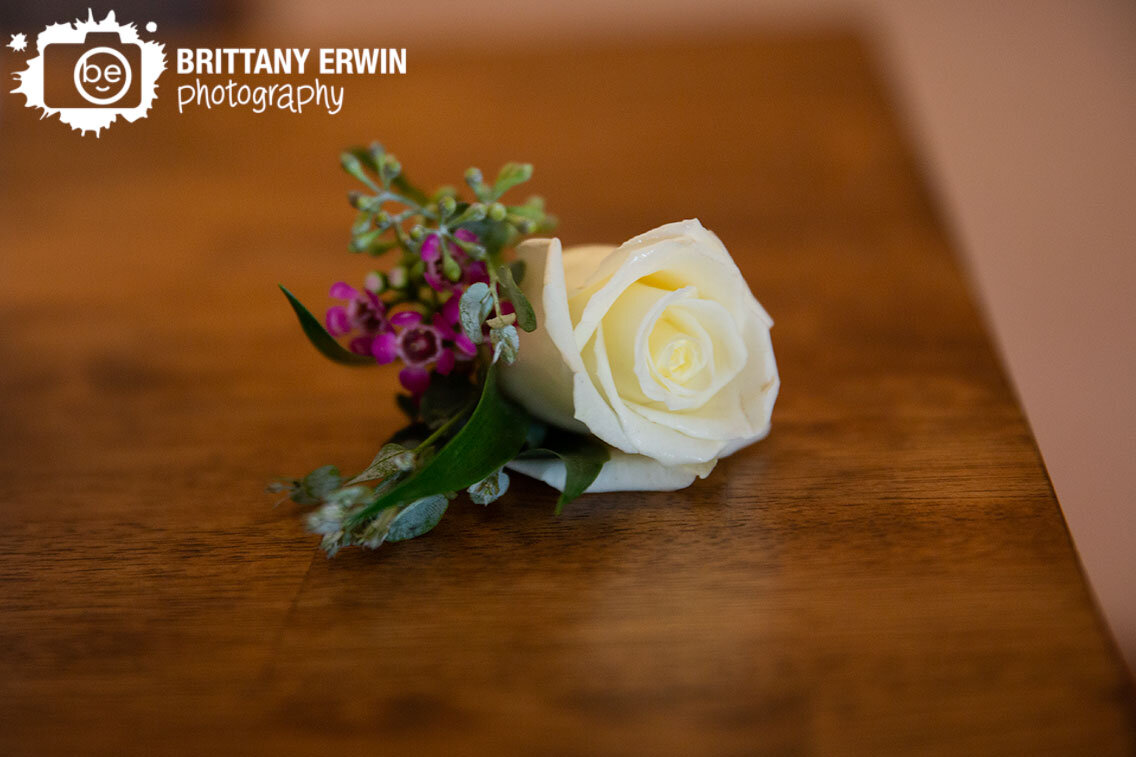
[
  {"xmin": 596, "ymin": 281, "xmax": 679, "ymax": 405},
  {"xmin": 507, "ymin": 449, "xmax": 715, "ymax": 493},
  {"xmin": 716, "ymin": 309, "xmax": 780, "ymax": 458},
  {"xmin": 623, "ymin": 219, "xmax": 772, "ymax": 327},
  {"xmin": 500, "ymin": 237, "xmax": 639, "ymax": 453},
  {"xmin": 570, "ymin": 219, "xmax": 771, "ymax": 351},
  {"xmin": 588, "ymin": 321, "xmax": 726, "ymax": 465},
  {"xmin": 625, "ymin": 386, "xmax": 756, "ymax": 441},
  {"xmin": 560, "ymin": 244, "xmax": 617, "ymax": 293},
  {"xmin": 498, "ymin": 238, "xmax": 582, "ymax": 431}
]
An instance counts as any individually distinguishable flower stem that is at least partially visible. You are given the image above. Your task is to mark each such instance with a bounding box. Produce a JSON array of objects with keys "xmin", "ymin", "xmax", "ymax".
[{"xmin": 413, "ymin": 398, "xmax": 477, "ymax": 455}]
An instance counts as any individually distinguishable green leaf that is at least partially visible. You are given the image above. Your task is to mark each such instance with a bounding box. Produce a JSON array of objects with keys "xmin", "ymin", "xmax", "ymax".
[
  {"xmin": 459, "ymin": 282, "xmax": 493, "ymax": 345},
  {"xmin": 348, "ymin": 364, "xmax": 529, "ymax": 527},
  {"xmin": 490, "ymin": 324, "xmax": 519, "ymax": 364},
  {"xmin": 290, "ymin": 464, "xmax": 343, "ymax": 505},
  {"xmin": 279, "ymin": 285, "xmax": 375, "ymax": 366},
  {"xmin": 468, "ymin": 468, "xmax": 509, "ymax": 505},
  {"xmin": 459, "ymin": 219, "xmax": 513, "ymax": 257},
  {"xmin": 346, "ymin": 443, "xmax": 415, "ymax": 485},
  {"xmin": 493, "ymin": 162, "xmax": 533, "ymax": 199},
  {"xmin": 495, "ymin": 264, "xmax": 537, "ymax": 332},
  {"xmin": 519, "ymin": 432, "xmax": 609, "ymax": 513},
  {"xmin": 386, "ymin": 494, "xmax": 450, "ymax": 541}
]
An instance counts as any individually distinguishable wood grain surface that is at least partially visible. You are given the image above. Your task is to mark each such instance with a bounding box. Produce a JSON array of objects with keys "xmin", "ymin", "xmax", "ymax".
[{"xmin": 1, "ymin": 34, "xmax": 1133, "ymax": 756}]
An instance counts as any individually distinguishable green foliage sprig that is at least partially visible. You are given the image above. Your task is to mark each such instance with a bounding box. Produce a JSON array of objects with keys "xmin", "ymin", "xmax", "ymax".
[{"xmin": 271, "ymin": 144, "xmax": 608, "ymax": 556}]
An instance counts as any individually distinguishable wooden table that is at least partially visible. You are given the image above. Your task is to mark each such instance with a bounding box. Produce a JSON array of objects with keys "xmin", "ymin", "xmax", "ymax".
[{"xmin": 1, "ymin": 34, "xmax": 1133, "ymax": 756}]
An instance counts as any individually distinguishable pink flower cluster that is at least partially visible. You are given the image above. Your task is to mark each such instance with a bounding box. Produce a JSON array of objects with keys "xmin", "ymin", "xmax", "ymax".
[{"xmin": 325, "ymin": 229, "xmax": 492, "ymax": 396}]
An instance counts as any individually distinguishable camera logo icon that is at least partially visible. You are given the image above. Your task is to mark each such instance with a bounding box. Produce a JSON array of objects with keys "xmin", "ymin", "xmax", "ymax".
[
  {"xmin": 12, "ymin": 11, "xmax": 166, "ymax": 136},
  {"xmin": 43, "ymin": 31, "xmax": 142, "ymax": 108}
]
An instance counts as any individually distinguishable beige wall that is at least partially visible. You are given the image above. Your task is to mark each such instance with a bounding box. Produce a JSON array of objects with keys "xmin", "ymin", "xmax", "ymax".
[
  {"xmin": 872, "ymin": 1, "xmax": 1136, "ymax": 675},
  {"xmin": 258, "ymin": 0, "xmax": 1136, "ymax": 673}
]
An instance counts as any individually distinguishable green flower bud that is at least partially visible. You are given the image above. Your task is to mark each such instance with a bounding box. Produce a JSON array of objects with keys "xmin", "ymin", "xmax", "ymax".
[
  {"xmin": 443, "ymin": 254, "xmax": 462, "ymax": 282},
  {"xmin": 439, "ymin": 195, "xmax": 457, "ymax": 218},
  {"xmin": 340, "ymin": 152, "xmax": 363, "ymax": 175},
  {"xmin": 409, "ymin": 225, "xmax": 426, "ymax": 241},
  {"xmin": 454, "ymin": 202, "xmax": 487, "ymax": 225},
  {"xmin": 465, "ymin": 167, "xmax": 483, "ymax": 186},
  {"xmin": 375, "ymin": 210, "xmax": 391, "ymax": 226},
  {"xmin": 381, "ymin": 155, "xmax": 402, "ymax": 183},
  {"xmin": 417, "ymin": 285, "xmax": 435, "ymax": 302},
  {"xmin": 488, "ymin": 202, "xmax": 507, "ymax": 222},
  {"xmin": 409, "ymin": 259, "xmax": 425, "ymax": 279},
  {"xmin": 367, "ymin": 141, "xmax": 386, "ymax": 166}
]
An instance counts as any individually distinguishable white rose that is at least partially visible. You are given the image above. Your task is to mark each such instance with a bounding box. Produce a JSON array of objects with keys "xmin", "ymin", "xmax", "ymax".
[{"xmin": 500, "ymin": 219, "xmax": 779, "ymax": 493}]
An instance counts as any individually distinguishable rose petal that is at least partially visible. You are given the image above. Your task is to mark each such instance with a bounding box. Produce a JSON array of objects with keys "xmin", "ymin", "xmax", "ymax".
[
  {"xmin": 569, "ymin": 219, "xmax": 766, "ymax": 351},
  {"xmin": 498, "ymin": 223, "xmax": 779, "ymax": 470},
  {"xmin": 715, "ymin": 310, "xmax": 779, "ymax": 457},
  {"xmin": 498, "ymin": 238, "xmax": 635, "ymax": 449},
  {"xmin": 602, "ymin": 286, "xmax": 747, "ymax": 412},
  {"xmin": 506, "ymin": 448, "xmax": 714, "ymax": 493},
  {"xmin": 588, "ymin": 321, "xmax": 725, "ymax": 465}
]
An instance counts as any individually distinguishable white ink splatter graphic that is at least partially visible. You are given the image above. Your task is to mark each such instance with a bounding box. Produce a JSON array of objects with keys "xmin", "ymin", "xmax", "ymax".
[
  {"xmin": 7, "ymin": 33, "xmax": 27, "ymax": 52},
  {"xmin": 11, "ymin": 10, "xmax": 166, "ymax": 136}
]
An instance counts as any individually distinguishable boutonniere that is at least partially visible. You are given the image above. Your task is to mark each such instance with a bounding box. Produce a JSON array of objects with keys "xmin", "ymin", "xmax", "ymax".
[{"xmin": 272, "ymin": 144, "xmax": 778, "ymax": 555}]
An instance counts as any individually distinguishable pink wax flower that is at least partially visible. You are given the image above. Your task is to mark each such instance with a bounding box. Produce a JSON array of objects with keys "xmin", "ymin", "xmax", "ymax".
[
  {"xmin": 378, "ymin": 311, "xmax": 449, "ymax": 395},
  {"xmin": 324, "ymin": 226, "xmax": 493, "ymax": 396},
  {"xmin": 419, "ymin": 229, "xmax": 487, "ymax": 293},
  {"xmin": 326, "ymin": 282, "xmax": 388, "ymax": 347},
  {"xmin": 363, "ymin": 306, "xmax": 479, "ymax": 396}
]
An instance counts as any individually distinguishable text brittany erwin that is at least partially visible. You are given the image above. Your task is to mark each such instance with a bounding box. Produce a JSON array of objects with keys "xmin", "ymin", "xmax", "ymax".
[{"xmin": 175, "ymin": 47, "xmax": 407, "ymax": 116}]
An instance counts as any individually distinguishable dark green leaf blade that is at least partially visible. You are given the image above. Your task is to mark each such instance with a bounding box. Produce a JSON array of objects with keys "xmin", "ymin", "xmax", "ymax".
[
  {"xmin": 519, "ymin": 432, "xmax": 609, "ymax": 513},
  {"xmin": 279, "ymin": 285, "xmax": 375, "ymax": 366},
  {"xmin": 348, "ymin": 365, "xmax": 529, "ymax": 526}
]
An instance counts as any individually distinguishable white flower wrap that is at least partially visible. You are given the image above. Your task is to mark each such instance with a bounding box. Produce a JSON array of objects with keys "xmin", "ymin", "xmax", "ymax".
[{"xmin": 501, "ymin": 219, "xmax": 779, "ymax": 493}]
